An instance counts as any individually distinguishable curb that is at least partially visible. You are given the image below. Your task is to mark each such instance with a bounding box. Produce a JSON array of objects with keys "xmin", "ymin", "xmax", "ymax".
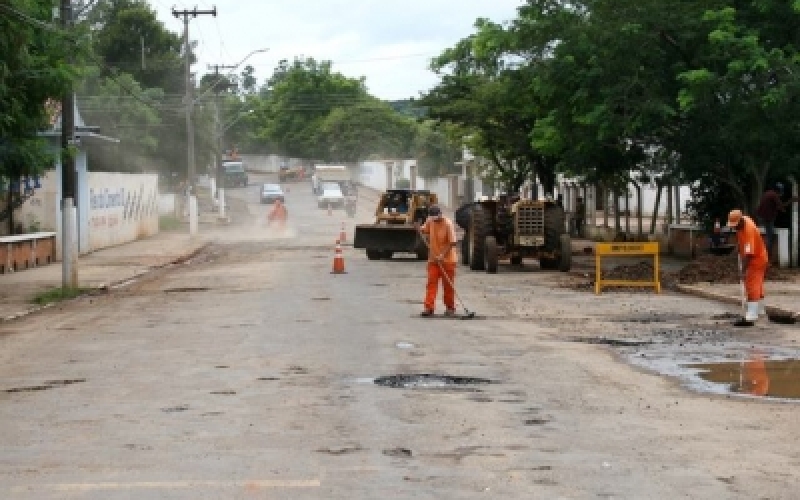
[
  {"xmin": 1, "ymin": 241, "xmax": 212, "ymax": 324},
  {"xmin": 674, "ymin": 284, "xmax": 799, "ymax": 320}
]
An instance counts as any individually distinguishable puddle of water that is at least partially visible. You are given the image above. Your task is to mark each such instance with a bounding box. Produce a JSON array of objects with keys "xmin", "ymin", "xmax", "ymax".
[
  {"xmin": 396, "ymin": 342, "xmax": 415, "ymax": 349},
  {"xmin": 687, "ymin": 359, "xmax": 800, "ymax": 400}
]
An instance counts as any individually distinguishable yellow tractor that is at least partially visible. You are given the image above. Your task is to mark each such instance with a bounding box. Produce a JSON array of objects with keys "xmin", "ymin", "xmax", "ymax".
[{"xmin": 354, "ymin": 189, "xmax": 437, "ymax": 260}]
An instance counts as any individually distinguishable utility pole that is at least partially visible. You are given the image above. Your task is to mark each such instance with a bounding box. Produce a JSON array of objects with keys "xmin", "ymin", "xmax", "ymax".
[
  {"xmin": 60, "ymin": 0, "xmax": 78, "ymax": 288},
  {"xmin": 172, "ymin": 6, "xmax": 216, "ymax": 236},
  {"xmin": 208, "ymin": 63, "xmax": 236, "ymax": 220}
]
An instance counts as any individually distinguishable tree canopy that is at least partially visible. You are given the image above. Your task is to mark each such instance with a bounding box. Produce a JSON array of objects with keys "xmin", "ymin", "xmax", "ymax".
[{"xmin": 422, "ymin": 0, "xmax": 800, "ymax": 216}]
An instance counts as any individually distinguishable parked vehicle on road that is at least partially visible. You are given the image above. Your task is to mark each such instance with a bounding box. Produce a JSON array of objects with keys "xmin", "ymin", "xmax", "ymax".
[
  {"xmin": 222, "ymin": 161, "xmax": 248, "ymax": 188},
  {"xmin": 353, "ymin": 189, "xmax": 435, "ymax": 260},
  {"xmin": 456, "ymin": 195, "xmax": 571, "ymax": 272},
  {"xmin": 260, "ymin": 183, "xmax": 285, "ymax": 204},
  {"xmin": 317, "ymin": 183, "xmax": 345, "ymax": 209}
]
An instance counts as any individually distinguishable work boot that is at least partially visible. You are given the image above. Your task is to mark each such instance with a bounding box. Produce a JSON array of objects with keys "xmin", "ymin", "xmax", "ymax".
[
  {"xmin": 745, "ymin": 301, "xmax": 760, "ymax": 322},
  {"xmin": 419, "ymin": 310, "xmax": 434, "ymax": 317},
  {"xmin": 444, "ymin": 309, "xmax": 456, "ymax": 317}
]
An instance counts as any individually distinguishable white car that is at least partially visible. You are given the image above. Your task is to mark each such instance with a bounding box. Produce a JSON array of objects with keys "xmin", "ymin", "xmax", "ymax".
[{"xmin": 317, "ymin": 183, "xmax": 344, "ymax": 209}]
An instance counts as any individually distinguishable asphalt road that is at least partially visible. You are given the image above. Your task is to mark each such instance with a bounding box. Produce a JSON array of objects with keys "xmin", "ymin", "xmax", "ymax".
[{"xmin": 0, "ymin": 174, "xmax": 798, "ymax": 499}]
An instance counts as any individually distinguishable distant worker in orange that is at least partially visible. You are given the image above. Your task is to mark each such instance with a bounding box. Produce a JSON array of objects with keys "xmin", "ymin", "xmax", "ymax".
[
  {"xmin": 418, "ymin": 205, "xmax": 458, "ymax": 317},
  {"xmin": 727, "ymin": 209, "xmax": 769, "ymax": 326},
  {"xmin": 267, "ymin": 199, "xmax": 288, "ymax": 231}
]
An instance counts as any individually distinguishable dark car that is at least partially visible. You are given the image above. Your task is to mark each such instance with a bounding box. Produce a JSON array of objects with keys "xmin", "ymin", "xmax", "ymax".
[{"xmin": 261, "ymin": 183, "xmax": 285, "ymax": 204}]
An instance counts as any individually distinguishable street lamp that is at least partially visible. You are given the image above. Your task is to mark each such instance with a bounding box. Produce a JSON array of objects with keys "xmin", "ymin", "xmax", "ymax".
[{"xmin": 214, "ymin": 109, "xmax": 254, "ymax": 219}]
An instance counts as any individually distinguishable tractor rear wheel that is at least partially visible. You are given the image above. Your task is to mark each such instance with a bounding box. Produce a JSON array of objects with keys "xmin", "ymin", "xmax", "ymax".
[
  {"xmin": 485, "ymin": 236, "xmax": 499, "ymax": 273},
  {"xmin": 559, "ymin": 234, "xmax": 572, "ymax": 272},
  {"xmin": 469, "ymin": 205, "xmax": 488, "ymax": 271},
  {"xmin": 460, "ymin": 233, "xmax": 470, "ymax": 266}
]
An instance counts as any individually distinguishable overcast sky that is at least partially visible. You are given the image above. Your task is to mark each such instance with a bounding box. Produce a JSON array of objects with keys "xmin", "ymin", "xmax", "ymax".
[{"xmin": 150, "ymin": 0, "xmax": 524, "ymax": 100}]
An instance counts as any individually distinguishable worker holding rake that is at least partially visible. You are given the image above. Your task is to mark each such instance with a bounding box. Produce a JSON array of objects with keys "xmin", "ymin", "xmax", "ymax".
[
  {"xmin": 417, "ymin": 205, "xmax": 459, "ymax": 317},
  {"xmin": 727, "ymin": 209, "xmax": 769, "ymax": 326}
]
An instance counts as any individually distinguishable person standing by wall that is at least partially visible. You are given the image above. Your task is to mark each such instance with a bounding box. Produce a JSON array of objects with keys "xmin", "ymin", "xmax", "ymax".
[
  {"xmin": 756, "ymin": 182, "xmax": 785, "ymax": 260},
  {"xmin": 727, "ymin": 209, "xmax": 769, "ymax": 326},
  {"xmin": 574, "ymin": 196, "xmax": 585, "ymax": 237},
  {"xmin": 418, "ymin": 205, "xmax": 458, "ymax": 317}
]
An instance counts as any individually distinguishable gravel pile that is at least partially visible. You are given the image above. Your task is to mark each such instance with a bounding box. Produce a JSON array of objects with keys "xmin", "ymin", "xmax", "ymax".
[
  {"xmin": 677, "ymin": 254, "xmax": 796, "ymax": 284},
  {"xmin": 566, "ymin": 253, "xmax": 798, "ymax": 293}
]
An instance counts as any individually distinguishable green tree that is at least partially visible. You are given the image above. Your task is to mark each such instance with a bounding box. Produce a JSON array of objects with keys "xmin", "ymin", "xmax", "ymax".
[
  {"xmin": 315, "ymin": 99, "xmax": 415, "ymax": 163},
  {"xmin": 255, "ymin": 57, "xmax": 369, "ymax": 159},
  {"xmin": 77, "ymin": 68, "xmax": 163, "ymax": 172},
  {"xmin": 1, "ymin": 0, "xmax": 77, "ymax": 232},
  {"xmin": 87, "ymin": 0, "xmax": 184, "ymax": 93}
]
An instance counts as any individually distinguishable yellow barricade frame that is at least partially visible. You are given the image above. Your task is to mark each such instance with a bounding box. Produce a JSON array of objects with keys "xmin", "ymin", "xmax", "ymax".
[{"xmin": 594, "ymin": 242, "xmax": 661, "ymax": 294}]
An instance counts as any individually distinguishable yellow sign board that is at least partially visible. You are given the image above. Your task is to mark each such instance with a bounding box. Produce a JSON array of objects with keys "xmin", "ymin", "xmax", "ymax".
[{"xmin": 594, "ymin": 242, "xmax": 661, "ymax": 294}]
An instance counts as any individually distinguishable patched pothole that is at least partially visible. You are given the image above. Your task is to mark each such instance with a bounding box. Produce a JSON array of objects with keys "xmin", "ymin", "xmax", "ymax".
[
  {"xmin": 163, "ymin": 287, "xmax": 210, "ymax": 293},
  {"xmin": 571, "ymin": 337, "xmax": 653, "ymax": 347},
  {"xmin": 5, "ymin": 378, "xmax": 86, "ymax": 393},
  {"xmin": 374, "ymin": 374, "xmax": 493, "ymax": 389}
]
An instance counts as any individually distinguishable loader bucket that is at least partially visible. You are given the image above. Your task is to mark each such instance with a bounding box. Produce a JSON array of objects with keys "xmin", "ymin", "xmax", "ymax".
[{"xmin": 353, "ymin": 225, "xmax": 422, "ymax": 252}]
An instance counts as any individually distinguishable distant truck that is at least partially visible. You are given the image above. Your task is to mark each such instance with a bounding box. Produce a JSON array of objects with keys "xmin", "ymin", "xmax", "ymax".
[
  {"xmin": 311, "ymin": 165, "xmax": 352, "ymax": 195},
  {"xmin": 221, "ymin": 160, "xmax": 248, "ymax": 188}
]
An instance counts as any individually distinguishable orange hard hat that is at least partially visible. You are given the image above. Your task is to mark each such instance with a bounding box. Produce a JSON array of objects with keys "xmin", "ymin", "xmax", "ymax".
[{"xmin": 727, "ymin": 209, "xmax": 742, "ymax": 227}]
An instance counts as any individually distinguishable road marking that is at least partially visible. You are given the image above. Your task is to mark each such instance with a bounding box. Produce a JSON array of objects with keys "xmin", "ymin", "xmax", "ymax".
[{"xmin": 10, "ymin": 479, "xmax": 320, "ymax": 493}]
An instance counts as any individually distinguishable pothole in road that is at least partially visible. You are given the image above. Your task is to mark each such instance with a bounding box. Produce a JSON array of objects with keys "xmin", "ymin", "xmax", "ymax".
[
  {"xmin": 686, "ymin": 358, "xmax": 800, "ymax": 400},
  {"xmin": 311, "ymin": 297, "xmax": 331, "ymax": 301},
  {"xmin": 210, "ymin": 390, "xmax": 237, "ymax": 395},
  {"xmin": 163, "ymin": 287, "xmax": 211, "ymax": 293},
  {"xmin": 571, "ymin": 337, "xmax": 653, "ymax": 347},
  {"xmin": 525, "ymin": 418, "xmax": 550, "ymax": 425},
  {"xmin": 374, "ymin": 374, "xmax": 493, "ymax": 389},
  {"xmin": 161, "ymin": 404, "xmax": 189, "ymax": 413},
  {"xmin": 5, "ymin": 378, "xmax": 86, "ymax": 393}
]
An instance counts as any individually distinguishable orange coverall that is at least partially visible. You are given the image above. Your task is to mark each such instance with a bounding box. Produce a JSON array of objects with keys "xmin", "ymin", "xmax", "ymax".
[
  {"xmin": 736, "ymin": 215, "xmax": 768, "ymax": 301},
  {"xmin": 420, "ymin": 216, "xmax": 458, "ymax": 313},
  {"xmin": 267, "ymin": 200, "xmax": 287, "ymax": 230}
]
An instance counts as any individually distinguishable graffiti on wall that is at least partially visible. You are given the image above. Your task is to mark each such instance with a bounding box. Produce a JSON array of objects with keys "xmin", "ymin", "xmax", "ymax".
[
  {"xmin": 88, "ymin": 173, "xmax": 159, "ymax": 251},
  {"xmin": 89, "ymin": 185, "xmax": 158, "ymax": 229}
]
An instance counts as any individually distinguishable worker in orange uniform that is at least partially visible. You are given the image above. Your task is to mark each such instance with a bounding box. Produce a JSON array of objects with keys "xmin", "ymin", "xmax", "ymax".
[
  {"xmin": 727, "ymin": 209, "xmax": 769, "ymax": 326},
  {"xmin": 267, "ymin": 199, "xmax": 288, "ymax": 231},
  {"xmin": 418, "ymin": 205, "xmax": 458, "ymax": 317}
]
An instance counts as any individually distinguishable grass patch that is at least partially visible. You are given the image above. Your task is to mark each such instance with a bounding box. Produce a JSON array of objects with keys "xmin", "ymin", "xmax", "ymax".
[
  {"xmin": 160, "ymin": 215, "xmax": 183, "ymax": 231},
  {"xmin": 32, "ymin": 287, "xmax": 92, "ymax": 306}
]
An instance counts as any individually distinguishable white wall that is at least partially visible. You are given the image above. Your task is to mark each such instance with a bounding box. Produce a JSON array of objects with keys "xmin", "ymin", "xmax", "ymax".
[
  {"xmin": 12, "ymin": 170, "xmax": 59, "ymax": 234},
  {"xmin": 87, "ymin": 172, "xmax": 159, "ymax": 252},
  {"xmin": 239, "ymin": 154, "xmax": 306, "ymax": 173}
]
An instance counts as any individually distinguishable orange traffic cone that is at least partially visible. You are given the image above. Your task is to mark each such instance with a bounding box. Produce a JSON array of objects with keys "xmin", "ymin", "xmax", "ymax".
[
  {"xmin": 339, "ymin": 221, "xmax": 347, "ymax": 243},
  {"xmin": 328, "ymin": 203, "xmax": 332, "ymax": 216},
  {"xmin": 331, "ymin": 240, "xmax": 346, "ymax": 274}
]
